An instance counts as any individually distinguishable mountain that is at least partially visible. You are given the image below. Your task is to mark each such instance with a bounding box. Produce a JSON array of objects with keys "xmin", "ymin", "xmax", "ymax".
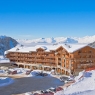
[
  {"xmin": 88, "ymin": 41, "xmax": 95, "ymax": 48},
  {"xmin": 17, "ymin": 35, "xmax": 95, "ymax": 46},
  {"xmin": 17, "ymin": 37, "xmax": 78, "ymax": 46},
  {"xmin": 0, "ymin": 36, "xmax": 18, "ymax": 55},
  {"xmin": 64, "ymin": 38, "xmax": 78, "ymax": 43}
]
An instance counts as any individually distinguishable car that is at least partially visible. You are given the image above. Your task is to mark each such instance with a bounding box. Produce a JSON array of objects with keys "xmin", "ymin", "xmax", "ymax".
[
  {"xmin": 60, "ymin": 76, "xmax": 69, "ymax": 82},
  {"xmin": 64, "ymin": 78, "xmax": 74, "ymax": 83},
  {"xmin": 49, "ymin": 87, "xmax": 56, "ymax": 92}
]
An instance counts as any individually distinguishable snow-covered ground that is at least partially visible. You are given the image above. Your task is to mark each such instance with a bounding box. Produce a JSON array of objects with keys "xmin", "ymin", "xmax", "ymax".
[
  {"xmin": 0, "ymin": 65, "xmax": 53, "ymax": 77},
  {"xmin": 55, "ymin": 70, "xmax": 95, "ymax": 95},
  {"xmin": 0, "ymin": 55, "xmax": 10, "ymax": 63},
  {"xmin": 0, "ymin": 67, "xmax": 95, "ymax": 95},
  {"xmin": 0, "ymin": 58, "xmax": 95, "ymax": 95},
  {"xmin": 28, "ymin": 70, "xmax": 52, "ymax": 77}
]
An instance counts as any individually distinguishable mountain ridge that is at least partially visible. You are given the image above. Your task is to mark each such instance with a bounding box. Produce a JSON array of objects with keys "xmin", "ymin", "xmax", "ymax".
[
  {"xmin": 0, "ymin": 36, "xmax": 18, "ymax": 55},
  {"xmin": 16, "ymin": 35, "xmax": 95, "ymax": 45}
]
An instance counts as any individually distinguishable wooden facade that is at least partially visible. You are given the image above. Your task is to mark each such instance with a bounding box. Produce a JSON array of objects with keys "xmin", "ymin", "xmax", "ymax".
[{"xmin": 5, "ymin": 45, "xmax": 95, "ymax": 75}]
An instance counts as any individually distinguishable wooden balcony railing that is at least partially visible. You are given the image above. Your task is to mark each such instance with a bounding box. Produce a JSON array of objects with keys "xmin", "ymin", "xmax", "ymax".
[
  {"xmin": 78, "ymin": 52, "xmax": 94, "ymax": 55},
  {"xmin": 46, "ymin": 56, "xmax": 55, "ymax": 58}
]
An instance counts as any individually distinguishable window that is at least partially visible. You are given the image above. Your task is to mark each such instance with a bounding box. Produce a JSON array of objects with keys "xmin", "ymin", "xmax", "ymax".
[
  {"xmin": 71, "ymin": 63, "xmax": 73, "ymax": 66},
  {"xmin": 89, "ymin": 50, "xmax": 91, "ymax": 53},
  {"xmin": 89, "ymin": 55, "xmax": 91, "ymax": 58},
  {"xmin": 58, "ymin": 63, "xmax": 61, "ymax": 65},
  {"xmin": 58, "ymin": 58, "xmax": 61, "ymax": 60}
]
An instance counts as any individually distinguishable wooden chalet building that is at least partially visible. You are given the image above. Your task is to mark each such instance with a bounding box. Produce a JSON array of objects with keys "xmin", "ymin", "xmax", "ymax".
[{"xmin": 5, "ymin": 44, "xmax": 95, "ymax": 75}]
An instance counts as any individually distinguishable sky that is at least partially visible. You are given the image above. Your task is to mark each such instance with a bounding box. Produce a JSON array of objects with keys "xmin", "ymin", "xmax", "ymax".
[{"xmin": 0, "ymin": 0, "xmax": 95, "ymax": 39}]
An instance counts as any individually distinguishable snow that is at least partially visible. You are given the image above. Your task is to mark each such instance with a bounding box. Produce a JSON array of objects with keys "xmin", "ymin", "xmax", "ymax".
[
  {"xmin": 5, "ymin": 43, "xmax": 87, "ymax": 54},
  {"xmin": 55, "ymin": 70, "xmax": 95, "ymax": 95},
  {"xmin": 64, "ymin": 38, "xmax": 78, "ymax": 43},
  {"xmin": 77, "ymin": 35, "xmax": 95, "ymax": 43},
  {"xmin": 0, "ymin": 55, "xmax": 10, "ymax": 63},
  {"xmin": 74, "ymin": 70, "xmax": 85, "ymax": 82},
  {"xmin": 28, "ymin": 70, "xmax": 52, "ymax": 77},
  {"xmin": 0, "ymin": 67, "xmax": 52, "ymax": 77},
  {"xmin": 0, "ymin": 77, "xmax": 14, "ymax": 87},
  {"xmin": 8, "ymin": 68, "xmax": 31, "ymax": 74},
  {"xmin": 16, "ymin": 35, "xmax": 95, "ymax": 45},
  {"xmin": 0, "ymin": 67, "xmax": 95, "ymax": 95}
]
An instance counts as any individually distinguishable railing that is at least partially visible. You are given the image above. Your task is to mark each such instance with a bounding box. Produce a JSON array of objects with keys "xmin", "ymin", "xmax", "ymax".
[
  {"xmin": 46, "ymin": 56, "xmax": 55, "ymax": 58},
  {"xmin": 80, "ymin": 63, "xmax": 93, "ymax": 66},
  {"xmin": 78, "ymin": 52, "xmax": 94, "ymax": 55},
  {"xmin": 74, "ymin": 58, "xmax": 95, "ymax": 61}
]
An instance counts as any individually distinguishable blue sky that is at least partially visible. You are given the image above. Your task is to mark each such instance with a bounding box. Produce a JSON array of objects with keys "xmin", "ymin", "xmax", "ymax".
[{"xmin": 0, "ymin": 0, "xmax": 95, "ymax": 39}]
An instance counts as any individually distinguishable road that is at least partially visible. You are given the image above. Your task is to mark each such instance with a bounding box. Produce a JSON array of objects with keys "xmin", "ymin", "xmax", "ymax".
[{"xmin": 0, "ymin": 76, "xmax": 64, "ymax": 95}]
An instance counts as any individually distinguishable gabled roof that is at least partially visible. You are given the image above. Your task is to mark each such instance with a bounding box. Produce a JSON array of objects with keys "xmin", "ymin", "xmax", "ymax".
[{"xmin": 5, "ymin": 43, "xmax": 88, "ymax": 54}]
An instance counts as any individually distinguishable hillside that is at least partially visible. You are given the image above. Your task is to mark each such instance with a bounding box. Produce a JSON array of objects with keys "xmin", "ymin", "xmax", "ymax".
[
  {"xmin": 16, "ymin": 35, "xmax": 95, "ymax": 46},
  {"xmin": 0, "ymin": 36, "xmax": 18, "ymax": 55},
  {"xmin": 88, "ymin": 41, "xmax": 95, "ymax": 48},
  {"xmin": 55, "ymin": 70, "xmax": 95, "ymax": 95}
]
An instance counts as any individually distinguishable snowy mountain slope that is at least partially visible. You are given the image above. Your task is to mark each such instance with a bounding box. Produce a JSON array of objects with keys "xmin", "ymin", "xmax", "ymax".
[
  {"xmin": 16, "ymin": 37, "xmax": 78, "ymax": 45},
  {"xmin": 76, "ymin": 35, "xmax": 95, "ymax": 43},
  {"xmin": 55, "ymin": 70, "xmax": 95, "ymax": 95},
  {"xmin": 16, "ymin": 35, "xmax": 95, "ymax": 46},
  {"xmin": 0, "ymin": 36, "xmax": 18, "ymax": 55},
  {"xmin": 64, "ymin": 38, "xmax": 78, "ymax": 43},
  {"xmin": 88, "ymin": 41, "xmax": 95, "ymax": 48}
]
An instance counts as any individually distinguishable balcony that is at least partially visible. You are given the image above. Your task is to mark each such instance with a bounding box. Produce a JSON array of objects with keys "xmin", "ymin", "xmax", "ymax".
[
  {"xmin": 78, "ymin": 52, "xmax": 94, "ymax": 55},
  {"xmin": 20, "ymin": 58, "xmax": 25, "ymax": 60},
  {"xmin": 75, "ymin": 58, "xmax": 95, "ymax": 61},
  {"xmin": 27, "ymin": 55, "xmax": 32, "ymax": 57},
  {"xmin": 46, "ymin": 56, "xmax": 55, "ymax": 58},
  {"xmin": 80, "ymin": 63, "xmax": 93, "ymax": 66}
]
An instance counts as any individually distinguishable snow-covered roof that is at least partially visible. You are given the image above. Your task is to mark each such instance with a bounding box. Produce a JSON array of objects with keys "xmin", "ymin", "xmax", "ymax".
[{"xmin": 5, "ymin": 43, "xmax": 88, "ymax": 54}]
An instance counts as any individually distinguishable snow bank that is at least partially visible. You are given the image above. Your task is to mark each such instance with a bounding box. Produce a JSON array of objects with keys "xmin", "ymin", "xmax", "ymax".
[
  {"xmin": 74, "ymin": 70, "xmax": 85, "ymax": 82},
  {"xmin": 55, "ymin": 70, "xmax": 95, "ymax": 95},
  {"xmin": 0, "ymin": 70, "xmax": 5, "ymax": 73},
  {"xmin": 0, "ymin": 77, "xmax": 14, "ymax": 87},
  {"xmin": 28, "ymin": 70, "xmax": 52, "ymax": 77},
  {"xmin": 0, "ymin": 55, "xmax": 10, "ymax": 63},
  {"xmin": 9, "ymin": 68, "xmax": 31, "ymax": 74},
  {"xmin": 64, "ymin": 70, "xmax": 95, "ymax": 95}
]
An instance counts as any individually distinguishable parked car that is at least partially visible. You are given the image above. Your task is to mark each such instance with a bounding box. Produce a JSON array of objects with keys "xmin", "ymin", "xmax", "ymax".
[
  {"xmin": 60, "ymin": 76, "xmax": 69, "ymax": 82},
  {"xmin": 26, "ymin": 70, "xmax": 31, "ymax": 75},
  {"xmin": 64, "ymin": 78, "xmax": 74, "ymax": 83}
]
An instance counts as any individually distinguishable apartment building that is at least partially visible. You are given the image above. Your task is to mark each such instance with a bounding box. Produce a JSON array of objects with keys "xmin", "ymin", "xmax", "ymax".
[{"xmin": 5, "ymin": 44, "xmax": 95, "ymax": 75}]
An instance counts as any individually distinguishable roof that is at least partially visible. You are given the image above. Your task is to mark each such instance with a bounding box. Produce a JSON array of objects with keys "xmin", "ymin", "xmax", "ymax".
[{"xmin": 5, "ymin": 43, "xmax": 88, "ymax": 54}]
